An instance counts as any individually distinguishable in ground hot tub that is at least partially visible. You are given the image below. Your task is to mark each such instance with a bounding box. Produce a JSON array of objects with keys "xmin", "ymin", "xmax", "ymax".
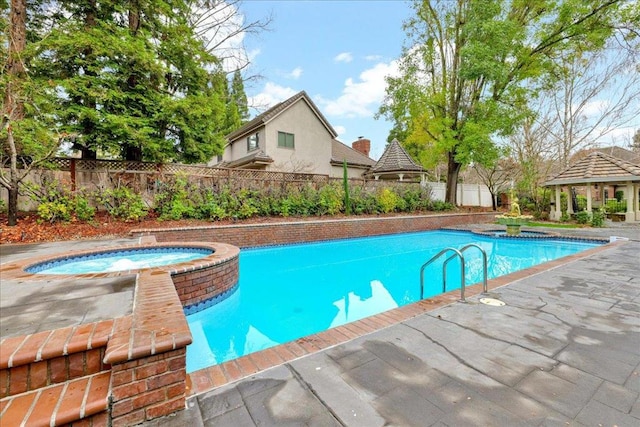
[{"xmin": 26, "ymin": 246, "xmax": 214, "ymax": 274}]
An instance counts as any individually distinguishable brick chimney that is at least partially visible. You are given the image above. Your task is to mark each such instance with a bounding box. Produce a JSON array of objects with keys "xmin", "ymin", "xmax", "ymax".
[{"xmin": 352, "ymin": 136, "xmax": 371, "ymax": 157}]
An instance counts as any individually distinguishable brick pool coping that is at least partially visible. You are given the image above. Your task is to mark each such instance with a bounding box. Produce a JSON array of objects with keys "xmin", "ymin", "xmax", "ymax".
[{"xmin": 183, "ymin": 241, "xmax": 620, "ymax": 397}]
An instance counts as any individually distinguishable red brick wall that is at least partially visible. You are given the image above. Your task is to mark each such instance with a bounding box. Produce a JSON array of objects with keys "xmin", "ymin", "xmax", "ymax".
[
  {"xmin": 132, "ymin": 213, "xmax": 495, "ymax": 247},
  {"xmin": 172, "ymin": 258, "xmax": 239, "ymax": 308},
  {"xmin": 110, "ymin": 348, "xmax": 187, "ymax": 426}
]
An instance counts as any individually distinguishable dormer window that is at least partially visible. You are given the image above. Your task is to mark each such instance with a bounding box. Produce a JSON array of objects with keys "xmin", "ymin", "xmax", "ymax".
[{"xmin": 247, "ymin": 133, "xmax": 259, "ymax": 152}]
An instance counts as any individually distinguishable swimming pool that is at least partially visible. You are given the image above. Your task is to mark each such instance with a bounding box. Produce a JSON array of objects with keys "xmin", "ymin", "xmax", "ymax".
[{"xmin": 186, "ymin": 230, "xmax": 601, "ymax": 372}]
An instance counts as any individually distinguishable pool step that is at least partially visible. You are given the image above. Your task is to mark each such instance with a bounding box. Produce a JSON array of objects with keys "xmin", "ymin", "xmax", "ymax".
[{"xmin": 0, "ymin": 371, "xmax": 111, "ymax": 426}]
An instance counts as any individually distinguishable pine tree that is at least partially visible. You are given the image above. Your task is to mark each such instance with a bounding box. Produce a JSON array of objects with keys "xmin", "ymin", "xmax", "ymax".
[{"xmin": 230, "ymin": 70, "xmax": 249, "ymax": 123}]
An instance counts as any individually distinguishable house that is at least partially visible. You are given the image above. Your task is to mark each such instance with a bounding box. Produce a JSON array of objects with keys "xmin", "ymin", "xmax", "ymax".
[{"xmin": 209, "ymin": 91, "xmax": 375, "ymax": 178}]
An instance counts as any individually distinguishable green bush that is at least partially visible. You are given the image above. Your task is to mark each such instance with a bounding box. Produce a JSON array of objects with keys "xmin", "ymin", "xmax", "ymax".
[
  {"xmin": 74, "ymin": 195, "xmax": 96, "ymax": 221},
  {"xmin": 317, "ymin": 183, "xmax": 343, "ymax": 215},
  {"xmin": 377, "ymin": 188, "xmax": 399, "ymax": 213},
  {"xmin": 605, "ymin": 199, "xmax": 626, "ymax": 213},
  {"xmin": 37, "ymin": 201, "xmax": 72, "ymax": 223},
  {"xmin": 25, "ymin": 176, "xmax": 95, "ymax": 223},
  {"xmin": 431, "ymin": 200, "xmax": 455, "ymax": 211},
  {"xmin": 97, "ymin": 187, "xmax": 148, "ymax": 221},
  {"xmin": 591, "ymin": 209, "xmax": 605, "ymax": 227},
  {"xmin": 575, "ymin": 210, "xmax": 590, "ymax": 224},
  {"xmin": 154, "ymin": 174, "xmax": 199, "ymax": 220},
  {"xmin": 349, "ymin": 186, "xmax": 379, "ymax": 214},
  {"xmin": 615, "ymin": 190, "xmax": 624, "ymax": 202}
]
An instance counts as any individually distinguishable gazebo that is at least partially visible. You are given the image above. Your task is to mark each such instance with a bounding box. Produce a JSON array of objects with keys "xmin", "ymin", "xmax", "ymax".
[
  {"xmin": 365, "ymin": 138, "xmax": 426, "ymax": 182},
  {"xmin": 545, "ymin": 151, "xmax": 640, "ymax": 223}
]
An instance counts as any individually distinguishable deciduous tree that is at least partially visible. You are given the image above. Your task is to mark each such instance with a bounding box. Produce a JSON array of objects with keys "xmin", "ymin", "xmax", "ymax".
[{"xmin": 380, "ymin": 0, "xmax": 625, "ymax": 205}]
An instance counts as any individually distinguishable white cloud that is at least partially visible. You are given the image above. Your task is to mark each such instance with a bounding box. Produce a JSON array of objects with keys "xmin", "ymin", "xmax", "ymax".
[
  {"xmin": 317, "ymin": 60, "xmax": 400, "ymax": 118},
  {"xmin": 580, "ymin": 100, "xmax": 610, "ymax": 118},
  {"xmin": 249, "ymin": 82, "xmax": 298, "ymax": 113},
  {"xmin": 333, "ymin": 125, "xmax": 347, "ymax": 136},
  {"xmin": 334, "ymin": 52, "xmax": 353, "ymax": 63},
  {"xmin": 285, "ymin": 67, "xmax": 303, "ymax": 79}
]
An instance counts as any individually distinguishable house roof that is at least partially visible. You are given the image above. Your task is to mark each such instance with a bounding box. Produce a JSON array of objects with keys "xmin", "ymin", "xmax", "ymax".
[
  {"xmin": 572, "ymin": 146, "xmax": 640, "ymax": 165},
  {"xmin": 368, "ymin": 139, "xmax": 424, "ymax": 175},
  {"xmin": 219, "ymin": 149, "xmax": 274, "ymax": 169},
  {"xmin": 225, "ymin": 91, "xmax": 338, "ymax": 142},
  {"xmin": 545, "ymin": 151, "xmax": 640, "ymax": 185},
  {"xmin": 330, "ymin": 139, "xmax": 376, "ymax": 168}
]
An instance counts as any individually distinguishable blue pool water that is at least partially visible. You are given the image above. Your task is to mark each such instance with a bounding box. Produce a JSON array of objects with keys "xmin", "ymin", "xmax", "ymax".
[
  {"xmin": 27, "ymin": 247, "xmax": 212, "ymax": 274},
  {"xmin": 186, "ymin": 230, "xmax": 600, "ymax": 372}
]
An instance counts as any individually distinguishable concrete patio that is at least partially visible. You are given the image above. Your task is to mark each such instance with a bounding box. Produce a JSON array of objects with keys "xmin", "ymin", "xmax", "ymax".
[{"xmin": 138, "ymin": 225, "xmax": 640, "ymax": 427}]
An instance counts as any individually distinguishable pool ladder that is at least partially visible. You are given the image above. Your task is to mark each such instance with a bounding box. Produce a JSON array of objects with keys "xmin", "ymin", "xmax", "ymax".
[{"xmin": 419, "ymin": 244, "xmax": 488, "ymax": 302}]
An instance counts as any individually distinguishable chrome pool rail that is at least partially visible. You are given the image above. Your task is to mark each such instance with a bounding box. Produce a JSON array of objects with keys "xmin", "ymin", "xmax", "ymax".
[{"xmin": 420, "ymin": 244, "xmax": 488, "ymax": 302}]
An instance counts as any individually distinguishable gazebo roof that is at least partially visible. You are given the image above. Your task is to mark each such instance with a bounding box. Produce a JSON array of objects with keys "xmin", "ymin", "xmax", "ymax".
[
  {"xmin": 545, "ymin": 151, "xmax": 640, "ymax": 186},
  {"xmin": 369, "ymin": 139, "xmax": 424, "ymax": 175}
]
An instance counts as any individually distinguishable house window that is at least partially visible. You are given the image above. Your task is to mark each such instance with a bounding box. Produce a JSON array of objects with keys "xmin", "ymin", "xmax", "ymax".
[
  {"xmin": 247, "ymin": 133, "xmax": 259, "ymax": 151},
  {"xmin": 278, "ymin": 131, "xmax": 295, "ymax": 149}
]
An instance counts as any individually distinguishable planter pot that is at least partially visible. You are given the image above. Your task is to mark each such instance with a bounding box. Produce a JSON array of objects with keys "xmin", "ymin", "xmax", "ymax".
[{"xmin": 505, "ymin": 224, "xmax": 521, "ymax": 236}]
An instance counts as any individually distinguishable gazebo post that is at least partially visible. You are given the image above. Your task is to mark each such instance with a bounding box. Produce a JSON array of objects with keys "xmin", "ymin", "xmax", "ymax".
[
  {"xmin": 626, "ymin": 181, "xmax": 634, "ymax": 222},
  {"xmin": 586, "ymin": 183, "xmax": 592, "ymax": 213},
  {"xmin": 553, "ymin": 185, "xmax": 561, "ymax": 220}
]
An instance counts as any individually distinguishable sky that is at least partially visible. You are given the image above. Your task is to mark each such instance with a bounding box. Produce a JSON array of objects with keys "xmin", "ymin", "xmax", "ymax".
[
  {"xmin": 236, "ymin": 0, "xmax": 411, "ymax": 160},
  {"xmin": 226, "ymin": 1, "xmax": 639, "ymax": 162}
]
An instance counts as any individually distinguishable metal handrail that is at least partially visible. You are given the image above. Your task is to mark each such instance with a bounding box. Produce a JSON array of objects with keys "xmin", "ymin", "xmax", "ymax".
[
  {"xmin": 443, "ymin": 243, "xmax": 488, "ymax": 295},
  {"xmin": 420, "ymin": 248, "xmax": 465, "ymax": 301}
]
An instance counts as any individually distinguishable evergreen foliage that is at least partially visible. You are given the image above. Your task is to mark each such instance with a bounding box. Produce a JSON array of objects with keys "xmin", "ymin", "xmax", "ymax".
[{"xmin": 3, "ymin": 0, "xmax": 247, "ymax": 166}]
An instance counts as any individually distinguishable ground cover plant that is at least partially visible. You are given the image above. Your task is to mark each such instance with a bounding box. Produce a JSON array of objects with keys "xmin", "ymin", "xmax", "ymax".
[{"xmin": 1, "ymin": 177, "xmax": 456, "ymax": 244}]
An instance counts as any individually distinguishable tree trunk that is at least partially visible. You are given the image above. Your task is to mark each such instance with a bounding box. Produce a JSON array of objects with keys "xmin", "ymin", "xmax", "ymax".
[
  {"xmin": 8, "ymin": 186, "xmax": 18, "ymax": 226},
  {"xmin": 492, "ymin": 193, "xmax": 498, "ymax": 211},
  {"xmin": 445, "ymin": 152, "xmax": 461, "ymax": 205},
  {"xmin": 122, "ymin": 1, "xmax": 143, "ymax": 162},
  {"xmin": 80, "ymin": 1, "xmax": 97, "ymax": 160},
  {"xmin": 2, "ymin": 0, "xmax": 27, "ymax": 226}
]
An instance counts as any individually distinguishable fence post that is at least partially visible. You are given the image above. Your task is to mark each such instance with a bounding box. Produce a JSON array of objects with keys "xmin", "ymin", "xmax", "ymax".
[{"xmin": 70, "ymin": 158, "xmax": 76, "ymax": 192}]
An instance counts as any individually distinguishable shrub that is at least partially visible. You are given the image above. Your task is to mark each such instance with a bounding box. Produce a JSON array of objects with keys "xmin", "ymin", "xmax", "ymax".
[
  {"xmin": 24, "ymin": 176, "xmax": 92, "ymax": 223},
  {"xmin": 377, "ymin": 188, "xmax": 399, "ymax": 213},
  {"xmin": 575, "ymin": 210, "xmax": 590, "ymax": 225},
  {"xmin": 37, "ymin": 201, "xmax": 72, "ymax": 223},
  {"xmin": 74, "ymin": 194, "xmax": 96, "ymax": 221},
  {"xmin": 605, "ymin": 199, "xmax": 626, "ymax": 213},
  {"xmin": 591, "ymin": 209, "xmax": 605, "ymax": 227},
  {"xmin": 615, "ymin": 190, "xmax": 624, "ymax": 202},
  {"xmin": 154, "ymin": 174, "xmax": 199, "ymax": 220},
  {"xmin": 317, "ymin": 183, "xmax": 343, "ymax": 215},
  {"xmin": 431, "ymin": 200, "xmax": 455, "ymax": 211},
  {"xmin": 97, "ymin": 186, "xmax": 148, "ymax": 221},
  {"xmin": 350, "ymin": 186, "xmax": 379, "ymax": 214}
]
